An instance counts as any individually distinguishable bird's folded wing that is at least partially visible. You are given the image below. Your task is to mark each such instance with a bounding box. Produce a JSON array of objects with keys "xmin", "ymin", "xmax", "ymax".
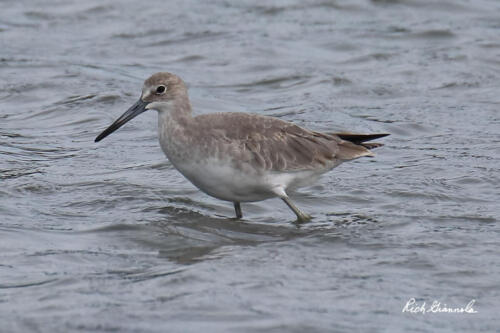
[{"xmin": 195, "ymin": 113, "xmax": 373, "ymax": 172}]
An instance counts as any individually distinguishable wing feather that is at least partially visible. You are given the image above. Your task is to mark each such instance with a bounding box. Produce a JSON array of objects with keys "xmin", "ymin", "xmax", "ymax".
[{"xmin": 194, "ymin": 112, "xmax": 378, "ymax": 172}]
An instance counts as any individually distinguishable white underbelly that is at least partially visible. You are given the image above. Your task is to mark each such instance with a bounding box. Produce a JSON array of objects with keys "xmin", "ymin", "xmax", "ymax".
[
  {"xmin": 172, "ymin": 158, "xmax": 272, "ymax": 201},
  {"xmin": 169, "ymin": 157, "xmax": 326, "ymax": 202}
]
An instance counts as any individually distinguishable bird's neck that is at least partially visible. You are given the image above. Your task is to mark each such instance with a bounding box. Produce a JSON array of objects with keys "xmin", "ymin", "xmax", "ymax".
[
  {"xmin": 157, "ymin": 94, "xmax": 193, "ymax": 125},
  {"xmin": 157, "ymin": 96, "xmax": 195, "ymax": 159}
]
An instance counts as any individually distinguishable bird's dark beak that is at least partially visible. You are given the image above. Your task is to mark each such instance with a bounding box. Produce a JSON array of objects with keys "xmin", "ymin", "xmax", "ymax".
[{"xmin": 95, "ymin": 99, "xmax": 149, "ymax": 142}]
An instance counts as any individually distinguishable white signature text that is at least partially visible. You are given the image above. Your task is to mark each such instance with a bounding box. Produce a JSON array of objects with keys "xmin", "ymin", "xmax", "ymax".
[{"xmin": 402, "ymin": 298, "xmax": 477, "ymax": 314}]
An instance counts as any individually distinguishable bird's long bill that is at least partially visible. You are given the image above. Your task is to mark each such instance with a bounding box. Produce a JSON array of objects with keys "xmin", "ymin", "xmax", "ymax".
[{"xmin": 95, "ymin": 99, "xmax": 149, "ymax": 142}]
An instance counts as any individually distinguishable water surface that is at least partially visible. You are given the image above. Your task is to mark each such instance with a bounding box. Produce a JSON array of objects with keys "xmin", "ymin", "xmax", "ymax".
[{"xmin": 1, "ymin": 0, "xmax": 499, "ymax": 332}]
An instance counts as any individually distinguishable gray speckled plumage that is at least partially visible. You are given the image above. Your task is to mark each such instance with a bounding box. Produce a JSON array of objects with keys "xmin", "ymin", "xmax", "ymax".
[
  {"xmin": 177, "ymin": 112, "xmax": 374, "ymax": 172},
  {"xmin": 95, "ymin": 72, "xmax": 389, "ymax": 222}
]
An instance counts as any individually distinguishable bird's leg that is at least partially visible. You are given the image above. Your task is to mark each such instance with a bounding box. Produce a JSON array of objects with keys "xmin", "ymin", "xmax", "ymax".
[
  {"xmin": 234, "ymin": 202, "xmax": 242, "ymax": 219},
  {"xmin": 281, "ymin": 197, "xmax": 311, "ymax": 223}
]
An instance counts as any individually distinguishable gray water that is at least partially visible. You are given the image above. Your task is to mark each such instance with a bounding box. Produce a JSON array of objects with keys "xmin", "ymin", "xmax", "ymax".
[{"xmin": 1, "ymin": 0, "xmax": 499, "ymax": 332}]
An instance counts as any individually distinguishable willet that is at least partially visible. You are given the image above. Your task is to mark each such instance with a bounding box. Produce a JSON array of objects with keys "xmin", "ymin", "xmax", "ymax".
[{"xmin": 95, "ymin": 72, "xmax": 388, "ymax": 222}]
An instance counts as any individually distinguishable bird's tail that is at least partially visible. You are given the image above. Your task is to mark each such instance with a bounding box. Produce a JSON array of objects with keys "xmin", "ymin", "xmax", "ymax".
[{"xmin": 333, "ymin": 133, "xmax": 389, "ymax": 149}]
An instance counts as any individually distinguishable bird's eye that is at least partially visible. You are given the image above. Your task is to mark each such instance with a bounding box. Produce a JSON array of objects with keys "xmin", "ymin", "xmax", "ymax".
[{"xmin": 155, "ymin": 85, "xmax": 166, "ymax": 94}]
